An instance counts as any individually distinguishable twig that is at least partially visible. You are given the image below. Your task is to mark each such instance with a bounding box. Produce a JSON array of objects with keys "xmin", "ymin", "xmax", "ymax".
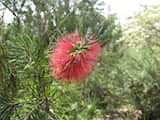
[{"xmin": 0, "ymin": 1, "xmax": 17, "ymax": 17}]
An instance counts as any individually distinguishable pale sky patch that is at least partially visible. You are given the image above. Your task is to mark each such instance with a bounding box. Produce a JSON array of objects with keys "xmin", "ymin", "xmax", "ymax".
[
  {"xmin": 3, "ymin": 9, "xmax": 14, "ymax": 23},
  {"xmin": 102, "ymin": 0, "xmax": 160, "ymax": 23}
]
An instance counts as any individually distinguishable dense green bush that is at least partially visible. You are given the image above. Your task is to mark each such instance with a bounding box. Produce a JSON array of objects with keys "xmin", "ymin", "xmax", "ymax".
[
  {"xmin": 0, "ymin": 0, "xmax": 122, "ymax": 119},
  {"xmin": 115, "ymin": 5, "xmax": 160, "ymax": 119}
]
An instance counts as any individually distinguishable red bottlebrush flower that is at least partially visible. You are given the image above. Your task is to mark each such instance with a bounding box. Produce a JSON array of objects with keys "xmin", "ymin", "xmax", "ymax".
[{"xmin": 49, "ymin": 33, "xmax": 101, "ymax": 82}]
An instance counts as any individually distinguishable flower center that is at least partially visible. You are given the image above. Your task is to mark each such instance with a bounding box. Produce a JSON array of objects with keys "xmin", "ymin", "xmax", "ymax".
[{"xmin": 70, "ymin": 43, "xmax": 88, "ymax": 55}]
